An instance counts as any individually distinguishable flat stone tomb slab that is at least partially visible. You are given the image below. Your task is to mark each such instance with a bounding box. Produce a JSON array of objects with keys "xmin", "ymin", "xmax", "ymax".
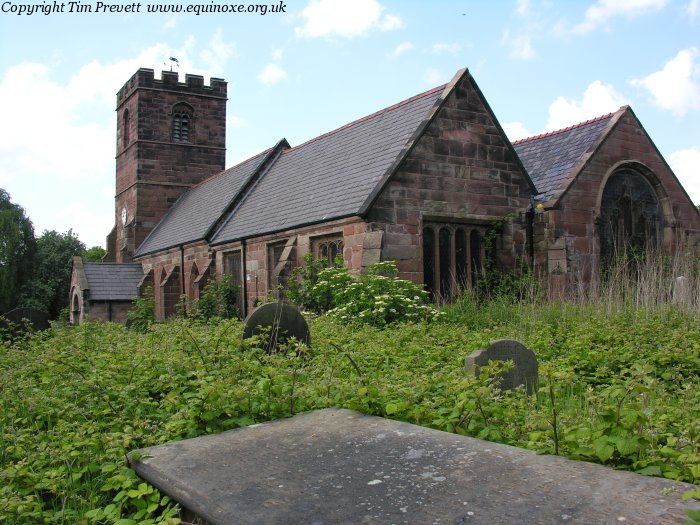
[{"xmin": 130, "ymin": 409, "xmax": 698, "ymax": 525}]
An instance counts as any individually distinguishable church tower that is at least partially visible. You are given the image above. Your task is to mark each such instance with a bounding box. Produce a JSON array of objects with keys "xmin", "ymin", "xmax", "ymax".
[{"xmin": 107, "ymin": 68, "xmax": 227, "ymax": 263}]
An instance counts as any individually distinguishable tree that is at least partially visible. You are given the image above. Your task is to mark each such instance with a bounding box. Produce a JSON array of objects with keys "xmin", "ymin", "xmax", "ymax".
[
  {"xmin": 84, "ymin": 246, "xmax": 106, "ymax": 262},
  {"xmin": 19, "ymin": 230, "xmax": 85, "ymax": 319},
  {"xmin": 0, "ymin": 189, "xmax": 36, "ymax": 314}
]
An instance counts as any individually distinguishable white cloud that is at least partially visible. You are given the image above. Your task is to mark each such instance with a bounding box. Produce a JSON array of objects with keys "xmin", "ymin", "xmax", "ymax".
[
  {"xmin": 59, "ymin": 202, "xmax": 114, "ymax": 249},
  {"xmin": 544, "ymin": 80, "xmax": 628, "ymax": 131},
  {"xmin": 257, "ymin": 63, "xmax": 288, "ymax": 86},
  {"xmin": 689, "ymin": 0, "xmax": 700, "ymax": 17},
  {"xmin": 668, "ymin": 147, "xmax": 700, "ymax": 204},
  {"xmin": 501, "ymin": 28, "xmax": 535, "ymax": 60},
  {"xmin": 295, "ymin": 0, "xmax": 402, "ymax": 39},
  {"xmin": 0, "ymin": 36, "xmax": 236, "ymax": 247},
  {"xmin": 424, "ymin": 68, "xmax": 443, "ymax": 86},
  {"xmin": 571, "ymin": 0, "xmax": 668, "ymax": 34},
  {"xmin": 630, "ymin": 47, "xmax": 700, "ymax": 117},
  {"xmin": 431, "ymin": 42, "xmax": 461, "ymax": 55},
  {"xmin": 516, "ymin": 0, "xmax": 530, "ymax": 16},
  {"xmin": 387, "ymin": 41, "xmax": 413, "ymax": 59},
  {"xmin": 502, "ymin": 122, "xmax": 533, "ymax": 141},
  {"xmin": 271, "ymin": 48, "xmax": 284, "ymax": 61},
  {"xmin": 199, "ymin": 29, "xmax": 237, "ymax": 75}
]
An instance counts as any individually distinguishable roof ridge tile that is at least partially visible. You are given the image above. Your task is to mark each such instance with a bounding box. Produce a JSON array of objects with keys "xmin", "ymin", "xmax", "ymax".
[{"xmin": 512, "ymin": 112, "xmax": 614, "ymax": 145}]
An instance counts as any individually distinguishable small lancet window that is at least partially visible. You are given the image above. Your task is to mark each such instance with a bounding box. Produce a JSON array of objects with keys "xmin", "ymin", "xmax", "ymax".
[
  {"xmin": 122, "ymin": 109, "xmax": 130, "ymax": 148},
  {"xmin": 172, "ymin": 103, "xmax": 193, "ymax": 143}
]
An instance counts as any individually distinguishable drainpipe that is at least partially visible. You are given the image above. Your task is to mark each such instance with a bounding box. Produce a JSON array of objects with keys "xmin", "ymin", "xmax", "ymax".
[{"xmin": 241, "ymin": 239, "xmax": 248, "ymax": 318}]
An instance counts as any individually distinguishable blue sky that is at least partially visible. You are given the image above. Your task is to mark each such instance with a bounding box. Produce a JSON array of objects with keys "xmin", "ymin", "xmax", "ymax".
[{"xmin": 1, "ymin": 0, "xmax": 699, "ymax": 248}]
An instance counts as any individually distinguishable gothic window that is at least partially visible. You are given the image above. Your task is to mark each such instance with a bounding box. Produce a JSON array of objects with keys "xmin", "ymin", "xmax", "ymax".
[
  {"xmin": 172, "ymin": 103, "xmax": 193, "ymax": 143},
  {"xmin": 423, "ymin": 223, "xmax": 484, "ymax": 301},
  {"xmin": 599, "ymin": 168, "xmax": 662, "ymax": 268},
  {"xmin": 313, "ymin": 235, "xmax": 344, "ymax": 266},
  {"xmin": 122, "ymin": 109, "xmax": 130, "ymax": 148}
]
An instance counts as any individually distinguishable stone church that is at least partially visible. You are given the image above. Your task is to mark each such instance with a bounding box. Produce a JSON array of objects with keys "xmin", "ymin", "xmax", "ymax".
[{"xmin": 69, "ymin": 67, "xmax": 700, "ymax": 323}]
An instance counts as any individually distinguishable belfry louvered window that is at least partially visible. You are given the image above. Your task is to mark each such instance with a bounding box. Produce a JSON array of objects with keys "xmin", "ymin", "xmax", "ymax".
[{"xmin": 172, "ymin": 103, "xmax": 193, "ymax": 143}]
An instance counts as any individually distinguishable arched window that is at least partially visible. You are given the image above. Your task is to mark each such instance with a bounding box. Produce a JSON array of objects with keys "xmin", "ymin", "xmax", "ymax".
[
  {"xmin": 122, "ymin": 109, "xmax": 130, "ymax": 148},
  {"xmin": 599, "ymin": 168, "xmax": 662, "ymax": 268},
  {"xmin": 172, "ymin": 103, "xmax": 194, "ymax": 143}
]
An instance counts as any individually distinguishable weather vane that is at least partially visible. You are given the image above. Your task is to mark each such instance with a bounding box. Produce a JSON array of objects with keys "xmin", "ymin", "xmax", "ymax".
[{"xmin": 165, "ymin": 57, "xmax": 180, "ymax": 72}]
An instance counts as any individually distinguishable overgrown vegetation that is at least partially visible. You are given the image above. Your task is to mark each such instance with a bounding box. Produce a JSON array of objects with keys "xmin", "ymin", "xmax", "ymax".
[
  {"xmin": 188, "ymin": 274, "xmax": 240, "ymax": 321},
  {"xmin": 288, "ymin": 256, "xmax": 442, "ymax": 326},
  {"xmin": 2, "ymin": 252, "xmax": 699, "ymax": 524}
]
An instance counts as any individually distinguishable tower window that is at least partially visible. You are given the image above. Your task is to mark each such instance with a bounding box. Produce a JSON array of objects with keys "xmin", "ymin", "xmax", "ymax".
[
  {"xmin": 172, "ymin": 103, "xmax": 194, "ymax": 143},
  {"xmin": 122, "ymin": 109, "xmax": 130, "ymax": 148}
]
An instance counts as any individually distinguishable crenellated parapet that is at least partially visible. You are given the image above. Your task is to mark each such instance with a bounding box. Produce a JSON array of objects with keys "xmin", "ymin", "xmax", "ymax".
[{"xmin": 117, "ymin": 68, "xmax": 227, "ymax": 105}]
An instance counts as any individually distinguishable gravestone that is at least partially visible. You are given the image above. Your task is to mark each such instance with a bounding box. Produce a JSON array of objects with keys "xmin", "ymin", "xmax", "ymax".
[
  {"xmin": 465, "ymin": 339, "xmax": 538, "ymax": 393},
  {"xmin": 242, "ymin": 302, "xmax": 310, "ymax": 352},
  {"xmin": 673, "ymin": 275, "xmax": 691, "ymax": 306}
]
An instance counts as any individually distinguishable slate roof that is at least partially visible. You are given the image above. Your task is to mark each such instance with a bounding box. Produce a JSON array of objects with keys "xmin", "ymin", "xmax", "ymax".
[
  {"xmin": 83, "ymin": 262, "xmax": 144, "ymax": 301},
  {"xmin": 513, "ymin": 112, "xmax": 617, "ymax": 203},
  {"xmin": 210, "ymin": 84, "xmax": 446, "ymax": 244},
  {"xmin": 135, "ymin": 147, "xmax": 275, "ymax": 256}
]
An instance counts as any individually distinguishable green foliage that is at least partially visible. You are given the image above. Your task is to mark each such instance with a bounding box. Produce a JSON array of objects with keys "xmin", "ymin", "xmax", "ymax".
[
  {"xmin": 84, "ymin": 246, "xmax": 107, "ymax": 262},
  {"xmin": 328, "ymin": 261, "xmax": 442, "ymax": 326},
  {"xmin": 1, "ymin": 303, "xmax": 699, "ymax": 523},
  {"xmin": 19, "ymin": 229, "xmax": 86, "ymax": 319},
  {"xmin": 127, "ymin": 287, "xmax": 155, "ymax": 332},
  {"xmin": 287, "ymin": 252, "xmax": 341, "ymax": 313},
  {"xmin": 289, "ymin": 257, "xmax": 441, "ymax": 326},
  {"xmin": 190, "ymin": 274, "xmax": 240, "ymax": 321},
  {"xmin": 0, "ymin": 189, "xmax": 36, "ymax": 314}
]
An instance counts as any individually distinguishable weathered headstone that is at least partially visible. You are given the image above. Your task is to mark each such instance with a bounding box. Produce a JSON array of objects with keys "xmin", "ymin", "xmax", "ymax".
[
  {"xmin": 465, "ymin": 339, "xmax": 538, "ymax": 393},
  {"xmin": 242, "ymin": 302, "xmax": 310, "ymax": 352},
  {"xmin": 673, "ymin": 275, "xmax": 691, "ymax": 306}
]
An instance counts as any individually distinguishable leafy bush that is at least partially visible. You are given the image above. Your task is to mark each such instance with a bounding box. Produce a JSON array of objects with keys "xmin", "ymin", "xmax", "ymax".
[
  {"xmin": 328, "ymin": 261, "xmax": 442, "ymax": 326},
  {"xmin": 127, "ymin": 286, "xmax": 156, "ymax": 332},
  {"xmin": 287, "ymin": 253, "xmax": 345, "ymax": 313},
  {"xmin": 289, "ymin": 257, "xmax": 441, "ymax": 326},
  {"xmin": 190, "ymin": 274, "xmax": 240, "ymax": 321}
]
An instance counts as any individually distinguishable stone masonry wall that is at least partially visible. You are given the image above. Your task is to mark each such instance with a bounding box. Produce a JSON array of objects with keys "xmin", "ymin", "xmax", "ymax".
[
  {"xmin": 213, "ymin": 217, "xmax": 368, "ymax": 315},
  {"xmin": 114, "ymin": 69, "xmax": 227, "ymax": 262},
  {"xmin": 367, "ymin": 72, "xmax": 533, "ymax": 285},
  {"xmin": 544, "ymin": 108, "xmax": 700, "ymax": 293}
]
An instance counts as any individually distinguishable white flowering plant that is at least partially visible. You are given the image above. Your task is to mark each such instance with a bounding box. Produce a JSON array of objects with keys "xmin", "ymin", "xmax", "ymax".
[{"xmin": 300, "ymin": 260, "xmax": 442, "ymax": 327}]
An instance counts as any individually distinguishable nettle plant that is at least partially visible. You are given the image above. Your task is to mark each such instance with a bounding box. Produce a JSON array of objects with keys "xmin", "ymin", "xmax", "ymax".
[{"xmin": 289, "ymin": 256, "xmax": 442, "ymax": 327}]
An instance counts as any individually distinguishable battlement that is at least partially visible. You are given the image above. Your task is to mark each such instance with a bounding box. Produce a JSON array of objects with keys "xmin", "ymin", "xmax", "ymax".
[{"xmin": 117, "ymin": 68, "xmax": 227, "ymax": 105}]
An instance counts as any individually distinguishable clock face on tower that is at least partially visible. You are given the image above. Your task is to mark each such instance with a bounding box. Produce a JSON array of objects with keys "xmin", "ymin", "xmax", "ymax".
[{"xmin": 121, "ymin": 207, "xmax": 128, "ymax": 226}]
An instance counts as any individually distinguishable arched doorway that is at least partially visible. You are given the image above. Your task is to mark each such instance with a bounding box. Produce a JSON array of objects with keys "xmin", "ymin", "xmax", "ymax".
[
  {"xmin": 599, "ymin": 168, "xmax": 662, "ymax": 268},
  {"xmin": 71, "ymin": 290, "xmax": 81, "ymax": 324}
]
